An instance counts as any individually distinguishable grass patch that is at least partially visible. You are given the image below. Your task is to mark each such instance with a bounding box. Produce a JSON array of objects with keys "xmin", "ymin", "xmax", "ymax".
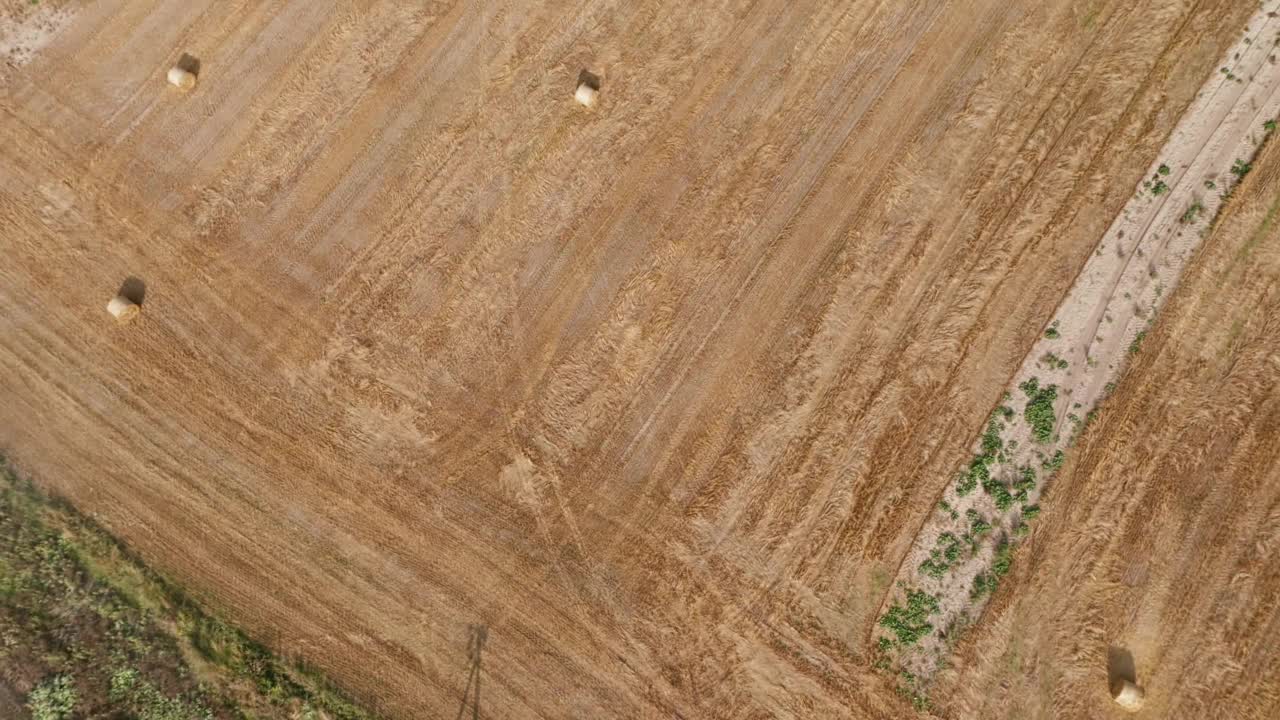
[{"xmin": 0, "ymin": 460, "xmax": 380, "ymax": 720}]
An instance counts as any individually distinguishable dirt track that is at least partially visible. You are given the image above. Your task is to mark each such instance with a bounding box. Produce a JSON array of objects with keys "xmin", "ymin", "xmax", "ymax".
[{"xmin": 0, "ymin": 1, "xmax": 1268, "ymax": 717}]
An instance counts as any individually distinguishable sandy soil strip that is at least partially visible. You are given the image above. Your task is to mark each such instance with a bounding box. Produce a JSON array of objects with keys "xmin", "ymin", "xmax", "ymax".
[
  {"xmin": 880, "ymin": 0, "xmax": 1280, "ymax": 683},
  {"xmin": 0, "ymin": 0, "xmax": 75, "ymax": 73}
]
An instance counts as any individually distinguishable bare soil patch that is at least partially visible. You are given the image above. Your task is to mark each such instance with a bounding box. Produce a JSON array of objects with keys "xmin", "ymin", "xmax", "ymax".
[{"xmin": 0, "ymin": 0, "xmax": 74, "ymax": 72}]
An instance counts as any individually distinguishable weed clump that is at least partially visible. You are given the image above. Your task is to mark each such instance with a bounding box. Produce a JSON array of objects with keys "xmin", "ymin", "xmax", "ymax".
[
  {"xmin": 919, "ymin": 533, "xmax": 964, "ymax": 579},
  {"xmin": 880, "ymin": 589, "xmax": 941, "ymax": 645},
  {"xmin": 1041, "ymin": 450, "xmax": 1065, "ymax": 472},
  {"xmin": 986, "ymin": 478, "xmax": 1014, "ymax": 511},
  {"xmin": 1180, "ymin": 201, "xmax": 1204, "ymax": 224},
  {"xmin": 1129, "ymin": 330, "xmax": 1147, "ymax": 355},
  {"xmin": 970, "ymin": 572, "xmax": 998, "ymax": 599},
  {"xmin": 957, "ymin": 418, "xmax": 1007, "ymax": 497},
  {"xmin": 992, "ymin": 541, "xmax": 1012, "ymax": 575},
  {"xmin": 1020, "ymin": 377, "xmax": 1058, "ymax": 443}
]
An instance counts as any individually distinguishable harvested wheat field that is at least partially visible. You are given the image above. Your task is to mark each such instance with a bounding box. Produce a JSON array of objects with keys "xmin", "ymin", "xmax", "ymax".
[{"xmin": 1, "ymin": 1, "xmax": 1277, "ymax": 718}]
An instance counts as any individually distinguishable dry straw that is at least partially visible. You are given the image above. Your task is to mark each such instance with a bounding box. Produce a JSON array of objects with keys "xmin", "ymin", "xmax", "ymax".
[
  {"xmin": 574, "ymin": 82, "xmax": 598, "ymax": 108},
  {"xmin": 106, "ymin": 295, "xmax": 140, "ymax": 323},
  {"xmin": 167, "ymin": 66, "xmax": 196, "ymax": 90},
  {"xmin": 1111, "ymin": 679, "xmax": 1144, "ymax": 711}
]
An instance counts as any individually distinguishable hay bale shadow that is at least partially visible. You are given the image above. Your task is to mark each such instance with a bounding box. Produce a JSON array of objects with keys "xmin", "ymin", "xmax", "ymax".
[
  {"xmin": 577, "ymin": 69, "xmax": 600, "ymax": 91},
  {"xmin": 177, "ymin": 52, "xmax": 200, "ymax": 77},
  {"xmin": 118, "ymin": 277, "xmax": 146, "ymax": 306},
  {"xmin": 1108, "ymin": 645, "xmax": 1137, "ymax": 690}
]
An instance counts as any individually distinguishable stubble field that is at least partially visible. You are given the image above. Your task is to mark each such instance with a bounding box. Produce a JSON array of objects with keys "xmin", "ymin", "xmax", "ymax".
[{"xmin": 0, "ymin": 1, "xmax": 1272, "ymax": 717}]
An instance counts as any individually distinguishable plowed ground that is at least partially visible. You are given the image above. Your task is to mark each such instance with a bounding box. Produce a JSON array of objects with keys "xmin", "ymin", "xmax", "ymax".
[{"xmin": 0, "ymin": 1, "xmax": 1266, "ymax": 717}]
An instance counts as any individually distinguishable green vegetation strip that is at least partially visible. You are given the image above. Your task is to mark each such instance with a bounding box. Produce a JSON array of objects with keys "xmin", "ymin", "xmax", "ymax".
[{"xmin": 0, "ymin": 458, "xmax": 380, "ymax": 720}]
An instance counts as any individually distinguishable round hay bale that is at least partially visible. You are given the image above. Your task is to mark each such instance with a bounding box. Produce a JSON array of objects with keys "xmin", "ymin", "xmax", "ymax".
[
  {"xmin": 574, "ymin": 81, "xmax": 598, "ymax": 108},
  {"xmin": 106, "ymin": 295, "xmax": 140, "ymax": 323},
  {"xmin": 167, "ymin": 66, "xmax": 196, "ymax": 91},
  {"xmin": 1111, "ymin": 679, "xmax": 1144, "ymax": 711}
]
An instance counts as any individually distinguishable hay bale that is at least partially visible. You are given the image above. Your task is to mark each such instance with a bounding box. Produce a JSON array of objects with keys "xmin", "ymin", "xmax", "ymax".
[
  {"xmin": 167, "ymin": 66, "xmax": 196, "ymax": 91},
  {"xmin": 1111, "ymin": 679, "xmax": 1145, "ymax": 711},
  {"xmin": 574, "ymin": 81, "xmax": 598, "ymax": 108},
  {"xmin": 106, "ymin": 295, "xmax": 140, "ymax": 323}
]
